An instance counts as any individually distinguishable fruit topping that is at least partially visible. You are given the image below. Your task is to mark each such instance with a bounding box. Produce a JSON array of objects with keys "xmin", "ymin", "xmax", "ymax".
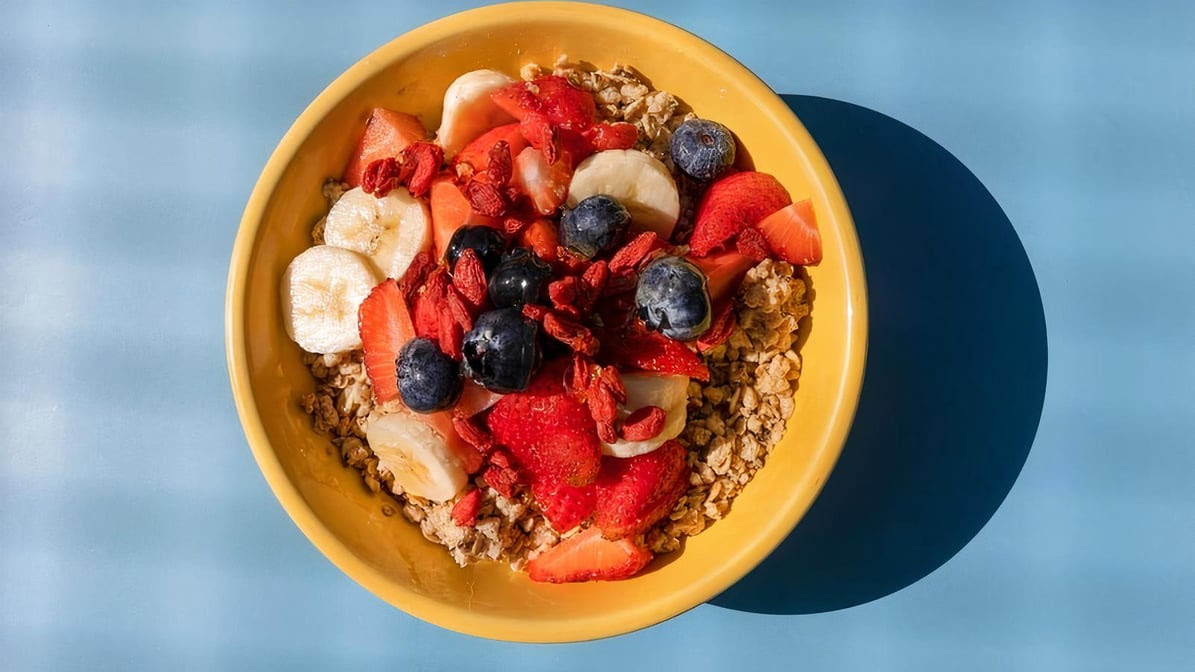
[
  {"xmin": 512, "ymin": 145, "xmax": 572, "ymax": 215},
  {"xmin": 601, "ymin": 372, "xmax": 690, "ymax": 458},
  {"xmin": 365, "ymin": 406, "xmax": 467, "ymax": 502},
  {"xmin": 396, "ymin": 337, "xmax": 463, "ymax": 412},
  {"xmin": 283, "ymin": 245, "xmax": 380, "ymax": 355},
  {"xmin": 454, "ymin": 123, "xmax": 529, "ymax": 173},
  {"xmin": 489, "ymin": 247, "xmax": 552, "ymax": 308},
  {"xmin": 594, "ymin": 439, "xmax": 690, "ymax": 539},
  {"xmin": 526, "ymin": 526, "xmax": 652, "ymax": 583},
  {"xmin": 619, "ymin": 405, "xmax": 667, "ymax": 441},
  {"xmin": 559, "ymin": 194, "xmax": 631, "ymax": 259},
  {"xmin": 567, "ymin": 149, "xmax": 680, "ymax": 239},
  {"xmin": 461, "ymin": 307, "xmax": 541, "ymax": 392},
  {"xmin": 688, "ymin": 171, "xmax": 792, "ymax": 256},
  {"xmin": 451, "ymin": 488, "xmax": 484, "ymax": 527},
  {"xmin": 670, "ymin": 118, "xmax": 736, "ymax": 181},
  {"xmin": 343, "ymin": 108, "xmax": 428, "ymax": 187},
  {"xmin": 322, "ymin": 186, "xmax": 432, "ymax": 282},
  {"xmin": 487, "ymin": 361, "xmax": 602, "ymax": 486},
  {"xmin": 358, "ymin": 278, "xmax": 416, "ymax": 402},
  {"xmin": 445, "ymin": 225, "xmax": 506, "ymax": 275},
  {"xmin": 756, "ymin": 199, "xmax": 823, "ymax": 266},
  {"xmin": 604, "ymin": 322, "xmax": 710, "ymax": 382},
  {"xmin": 436, "ymin": 69, "xmax": 518, "ymax": 158},
  {"xmin": 533, "ymin": 479, "xmax": 596, "ymax": 532},
  {"xmin": 635, "ymin": 255, "xmax": 712, "ymax": 341}
]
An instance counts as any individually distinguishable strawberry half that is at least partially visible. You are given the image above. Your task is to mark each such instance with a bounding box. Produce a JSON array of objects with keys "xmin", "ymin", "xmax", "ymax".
[
  {"xmin": 512, "ymin": 146, "xmax": 572, "ymax": 215},
  {"xmin": 527, "ymin": 527, "xmax": 653, "ymax": 583},
  {"xmin": 688, "ymin": 171, "xmax": 792, "ymax": 257},
  {"xmin": 486, "ymin": 361, "xmax": 602, "ymax": 486},
  {"xmin": 358, "ymin": 278, "xmax": 416, "ymax": 403},
  {"xmin": 756, "ymin": 199, "xmax": 823, "ymax": 266},
  {"xmin": 533, "ymin": 75, "xmax": 596, "ymax": 130},
  {"xmin": 691, "ymin": 249, "xmax": 755, "ymax": 306},
  {"xmin": 604, "ymin": 323, "xmax": 710, "ymax": 382},
  {"xmin": 533, "ymin": 479, "xmax": 596, "ymax": 532},
  {"xmin": 594, "ymin": 440, "xmax": 690, "ymax": 539}
]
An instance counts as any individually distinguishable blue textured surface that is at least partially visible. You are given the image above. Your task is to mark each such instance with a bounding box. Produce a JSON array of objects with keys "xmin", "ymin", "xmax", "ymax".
[{"xmin": 2, "ymin": 1, "xmax": 1193, "ymax": 669}]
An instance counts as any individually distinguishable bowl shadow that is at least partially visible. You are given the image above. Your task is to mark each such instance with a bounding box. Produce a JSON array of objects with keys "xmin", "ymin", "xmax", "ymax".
[{"xmin": 710, "ymin": 95, "xmax": 1048, "ymax": 615}]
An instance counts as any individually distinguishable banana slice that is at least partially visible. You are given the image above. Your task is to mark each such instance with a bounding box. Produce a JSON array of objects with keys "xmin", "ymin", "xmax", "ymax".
[
  {"xmin": 366, "ymin": 406, "xmax": 468, "ymax": 502},
  {"xmin": 436, "ymin": 69, "xmax": 517, "ymax": 157},
  {"xmin": 601, "ymin": 373, "xmax": 690, "ymax": 458},
  {"xmin": 323, "ymin": 186, "xmax": 431, "ymax": 281},
  {"xmin": 281, "ymin": 245, "xmax": 380, "ymax": 354},
  {"xmin": 567, "ymin": 149, "xmax": 680, "ymax": 238}
]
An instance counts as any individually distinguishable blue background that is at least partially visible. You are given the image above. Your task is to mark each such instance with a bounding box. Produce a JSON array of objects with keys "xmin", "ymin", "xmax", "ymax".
[{"xmin": 2, "ymin": 0, "xmax": 1193, "ymax": 669}]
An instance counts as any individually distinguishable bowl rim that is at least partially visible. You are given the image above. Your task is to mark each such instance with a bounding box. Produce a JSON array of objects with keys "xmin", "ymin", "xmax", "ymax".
[{"xmin": 225, "ymin": 0, "xmax": 867, "ymax": 642}]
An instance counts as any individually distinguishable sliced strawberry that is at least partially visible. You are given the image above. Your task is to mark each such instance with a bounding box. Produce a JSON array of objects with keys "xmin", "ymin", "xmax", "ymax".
[
  {"xmin": 527, "ymin": 526, "xmax": 653, "ymax": 583},
  {"xmin": 343, "ymin": 108, "xmax": 428, "ymax": 187},
  {"xmin": 511, "ymin": 146, "xmax": 572, "ymax": 215},
  {"xmin": 594, "ymin": 440, "xmax": 690, "ymax": 539},
  {"xmin": 691, "ymin": 249, "xmax": 755, "ymax": 306},
  {"xmin": 490, "ymin": 81, "xmax": 542, "ymax": 121},
  {"xmin": 533, "ymin": 479, "xmax": 596, "ymax": 532},
  {"xmin": 604, "ymin": 323, "xmax": 710, "ymax": 381},
  {"xmin": 756, "ymin": 199, "xmax": 823, "ymax": 266},
  {"xmin": 583, "ymin": 122, "xmax": 639, "ymax": 151},
  {"xmin": 689, "ymin": 172, "xmax": 792, "ymax": 257},
  {"xmin": 429, "ymin": 175, "xmax": 500, "ymax": 260},
  {"xmin": 486, "ymin": 361, "xmax": 602, "ymax": 486},
  {"xmin": 517, "ymin": 217, "xmax": 559, "ymax": 261},
  {"xmin": 358, "ymin": 279, "xmax": 415, "ymax": 403},
  {"xmin": 454, "ymin": 123, "xmax": 530, "ymax": 173},
  {"xmin": 533, "ymin": 76, "xmax": 596, "ymax": 130}
]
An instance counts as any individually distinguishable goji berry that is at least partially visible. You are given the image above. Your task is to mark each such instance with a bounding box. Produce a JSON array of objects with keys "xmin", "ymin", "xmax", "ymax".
[
  {"xmin": 452, "ymin": 248, "xmax": 488, "ymax": 311},
  {"xmin": 451, "ymin": 488, "xmax": 483, "ymax": 527},
  {"xmin": 487, "ymin": 140, "xmax": 513, "ymax": 186},
  {"xmin": 397, "ymin": 250, "xmax": 436, "ymax": 307},
  {"xmin": 445, "ymin": 285, "xmax": 474, "ymax": 333},
  {"xmin": 619, "ymin": 405, "xmax": 667, "ymax": 441},
  {"xmin": 401, "ymin": 141, "xmax": 443, "ymax": 198},
  {"xmin": 520, "ymin": 111, "xmax": 560, "ymax": 165},
  {"xmin": 452, "ymin": 414, "xmax": 494, "ymax": 454},
  {"xmin": 542, "ymin": 311, "xmax": 599, "ymax": 355},
  {"xmin": 361, "ymin": 157, "xmax": 402, "ymax": 196},
  {"xmin": 521, "ymin": 303, "xmax": 549, "ymax": 321},
  {"xmin": 609, "ymin": 231, "xmax": 661, "ymax": 276},
  {"xmin": 464, "ymin": 179, "xmax": 507, "ymax": 217},
  {"xmin": 697, "ymin": 300, "xmax": 738, "ymax": 352},
  {"xmin": 565, "ymin": 353, "xmax": 595, "ymax": 401},
  {"xmin": 595, "ymin": 364, "xmax": 626, "ymax": 404},
  {"xmin": 588, "ymin": 382, "xmax": 619, "ymax": 444}
]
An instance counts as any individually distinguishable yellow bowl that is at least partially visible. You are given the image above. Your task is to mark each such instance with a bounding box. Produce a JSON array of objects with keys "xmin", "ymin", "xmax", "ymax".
[{"xmin": 226, "ymin": 1, "xmax": 866, "ymax": 642}]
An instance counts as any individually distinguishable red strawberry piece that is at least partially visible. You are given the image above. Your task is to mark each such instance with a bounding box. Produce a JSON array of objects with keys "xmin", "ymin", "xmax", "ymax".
[
  {"xmin": 455, "ymin": 123, "xmax": 530, "ymax": 173},
  {"xmin": 696, "ymin": 299, "xmax": 738, "ymax": 353},
  {"xmin": 735, "ymin": 226, "xmax": 771, "ymax": 262},
  {"xmin": 357, "ymin": 278, "xmax": 415, "ymax": 403},
  {"xmin": 451, "ymin": 248, "xmax": 488, "ymax": 311},
  {"xmin": 582, "ymin": 122, "xmax": 639, "ymax": 151},
  {"xmin": 605, "ymin": 323, "xmax": 710, "ymax": 382},
  {"xmin": 519, "ymin": 111, "xmax": 560, "ymax": 165},
  {"xmin": 691, "ymin": 249, "xmax": 755, "ymax": 306},
  {"xmin": 533, "ymin": 479, "xmax": 596, "ymax": 532},
  {"xmin": 486, "ymin": 361, "xmax": 602, "ymax": 486},
  {"xmin": 527, "ymin": 526, "xmax": 652, "ymax": 583},
  {"xmin": 451, "ymin": 488, "xmax": 484, "ymax": 527},
  {"xmin": 532, "ymin": 76, "xmax": 596, "ymax": 130},
  {"xmin": 619, "ymin": 405, "xmax": 667, "ymax": 441},
  {"xmin": 511, "ymin": 146, "xmax": 572, "ymax": 216},
  {"xmin": 594, "ymin": 440, "xmax": 690, "ymax": 539},
  {"xmin": 756, "ymin": 199, "xmax": 823, "ymax": 266},
  {"xmin": 400, "ymin": 141, "xmax": 444, "ymax": 198},
  {"xmin": 490, "ymin": 81, "xmax": 543, "ymax": 121},
  {"xmin": 689, "ymin": 171, "xmax": 792, "ymax": 257},
  {"xmin": 343, "ymin": 108, "xmax": 428, "ymax": 187},
  {"xmin": 412, "ymin": 269, "xmax": 450, "ymax": 341}
]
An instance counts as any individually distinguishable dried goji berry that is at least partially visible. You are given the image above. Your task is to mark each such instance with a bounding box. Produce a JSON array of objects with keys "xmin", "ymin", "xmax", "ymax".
[
  {"xmin": 401, "ymin": 141, "xmax": 444, "ymax": 198},
  {"xmin": 554, "ymin": 247, "xmax": 591, "ymax": 274},
  {"xmin": 397, "ymin": 250, "xmax": 436, "ymax": 306},
  {"xmin": 452, "ymin": 248, "xmax": 488, "ymax": 310},
  {"xmin": 438, "ymin": 310, "xmax": 464, "ymax": 359},
  {"xmin": 619, "ymin": 405, "xmax": 667, "ymax": 441},
  {"xmin": 543, "ymin": 311, "xmax": 598, "ymax": 355},
  {"xmin": 521, "ymin": 303, "xmax": 549, "ymax": 321},
  {"xmin": 565, "ymin": 353, "xmax": 595, "ymax": 401},
  {"xmin": 519, "ymin": 111, "xmax": 560, "ymax": 165},
  {"xmin": 609, "ymin": 231, "xmax": 661, "ymax": 276},
  {"xmin": 445, "ymin": 285, "xmax": 473, "ymax": 333},
  {"xmin": 595, "ymin": 364, "xmax": 626, "ymax": 404},
  {"xmin": 735, "ymin": 226, "xmax": 771, "ymax": 262},
  {"xmin": 451, "ymin": 488, "xmax": 483, "ymax": 527},
  {"xmin": 548, "ymin": 276, "xmax": 581, "ymax": 317},
  {"xmin": 464, "ymin": 179, "xmax": 507, "ymax": 217},
  {"xmin": 697, "ymin": 300, "xmax": 738, "ymax": 353},
  {"xmin": 486, "ymin": 140, "xmax": 513, "ymax": 186},
  {"xmin": 361, "ymin": 157, "xmax": 402, "ymax": 196},
  {"xmin": 588, "ymin": 382, "xmax": 619, "ymax": 444},
  {"xmin": 452, "ymin": 414, "xmax": 494, "ymax": 454},
  {"xmin": 579, "ymin": 260, "xmax": 609, "ymax": 308},
  {"xmin": 503, "ymin": 216, "xmax": 531, "ymax": 236}
]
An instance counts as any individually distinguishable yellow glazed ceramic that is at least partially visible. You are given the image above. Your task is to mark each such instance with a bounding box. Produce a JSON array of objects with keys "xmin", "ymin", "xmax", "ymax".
[{"xmin": 226, "ymin": 1, "xmax": 866, "ymax": 642}]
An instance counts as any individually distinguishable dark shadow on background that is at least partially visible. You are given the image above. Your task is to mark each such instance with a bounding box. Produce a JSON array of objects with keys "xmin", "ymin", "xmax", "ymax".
[{"xmin": 711, "ymin": 96, "xmax": 1048, "ymax": 615}]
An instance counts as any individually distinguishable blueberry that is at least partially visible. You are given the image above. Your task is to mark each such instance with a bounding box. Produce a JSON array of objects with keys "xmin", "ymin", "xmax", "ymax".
[
  {"xmin": 670, "ymin": 119, "xmax": 736, "ymax": 181},
  {"xmin": 446, "ymin": 226, "xmax": 506, "ymax": 275},
  {"xmin": 634, "ymin": 256, "xmax": 711, "ymax": 340},
  {"xmin": 396, "ymin": 337, "xmax": 462, "ymax": 412},
  {"xmin": 462, "ymin": 308, "xmax": 541, "ymax": 392},
  {"xmin": 559, "ymin": 195, "xmax": 631, "ymax": 259},
  {"xmin": 489, "ymin": 248, "xmax": 552, "ymax": 308}
]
